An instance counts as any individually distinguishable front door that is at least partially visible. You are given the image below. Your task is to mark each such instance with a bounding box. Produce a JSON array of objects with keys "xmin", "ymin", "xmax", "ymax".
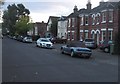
[{"xmin": 96, "ymin": 33, "xmax": 100, "ymax": 45}]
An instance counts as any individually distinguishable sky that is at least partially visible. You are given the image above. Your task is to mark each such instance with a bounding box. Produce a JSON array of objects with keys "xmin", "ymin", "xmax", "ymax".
[{"xmin": 2, "ymin": 0, "xmax": 120, "ymax": 23}]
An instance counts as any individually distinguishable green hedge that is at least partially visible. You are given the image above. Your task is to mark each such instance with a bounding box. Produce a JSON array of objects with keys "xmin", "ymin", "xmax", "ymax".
[{"xmin": 114, "ymin": 33, "xmax": 120, "ymax": 55}]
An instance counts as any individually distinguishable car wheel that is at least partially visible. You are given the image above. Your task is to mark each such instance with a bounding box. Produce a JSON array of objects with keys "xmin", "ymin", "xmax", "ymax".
[
  {"xmin": 36, "ymin": 43, "xmax": 38, "ymax": 47},
  {"xmin": 40, "ymin": 43, "xmax": 42, "ymax": 47},
  {"xmin": 71, "ymin": 51, "xmax": 75, "ymax": 57},
  {"xmin": 61, "ymin": 49, "xmax": 64, "ymax": 54},
  {"xmin": 104, "ymin": 48, "xmax": 109, "ymax": 53}
]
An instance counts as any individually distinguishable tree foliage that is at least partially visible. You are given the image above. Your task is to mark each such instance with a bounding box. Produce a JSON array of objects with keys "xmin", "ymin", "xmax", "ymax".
[
  {"xmin": 15, "ymin": 16, "xmax": 32, "ymax": 35},
  {"xmin": 2, "ymin": 3, "xmax": 31, "ymax": 35},
  {"xmin": 3, "ymin": 4, "xmax": 18, "ymax": 35}
]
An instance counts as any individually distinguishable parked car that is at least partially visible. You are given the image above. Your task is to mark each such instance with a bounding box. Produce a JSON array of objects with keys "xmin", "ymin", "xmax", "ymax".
[
  {"xmin": 84, "ymin": 38, "xmax": 97, "ymax": 49},
  {"xmin": 23, "ymin": 36, "xmax": 33, "ymax": 43},
  {"xmin": 51, "ymin": 38, "xmax": 67, "ymax": 44},
  {"xmin": 16, "ymin": 35, "xmax": 24, "ymax": 42},
  {"xmin": 61, "ymin": 41, "xmax": 92, "ymax": 58},
  {"xmin": 1, "ymin": 34, "xmax": 3, "ymax": 39},
  {"xmin": 99, "ymin": 40, "xmax": 113, "ymax": 53},
  {"xmin": 36, "ymin": 38, "xmax": 53, "ymax": 49},
  {"xmin": 12, "ymin": 35, "xmax": 18, "ymax": 40}
]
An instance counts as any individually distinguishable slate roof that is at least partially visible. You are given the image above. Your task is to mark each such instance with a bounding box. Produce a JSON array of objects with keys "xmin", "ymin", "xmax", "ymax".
[
  {"xmin": 58, "ymin": 16, "xmax": 67, "ymax": 21},
  {"xmin": 67, "ymin": 11, "xmax": 79, "ymax": 18},
  {"xmin": 67, "ymin": 2, "xmax": 119, "ymax": 18},
  {"xmin": 91, "ymin": 2, "xmax": 119, "ymax": 13},
  {"xmin": 47, "ymin": 16, "xmax": 60, "ymax": 24},
  {"xmin": 79, "ymin": 8, "xmax": 91, "ymax": 15}
]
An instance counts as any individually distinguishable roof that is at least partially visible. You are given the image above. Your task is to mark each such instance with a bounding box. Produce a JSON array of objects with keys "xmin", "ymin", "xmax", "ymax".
[
  {"xmin": 65, "ymin": 1, "xmax": 119, "ymax": 19},
  {"xmin": 79, "ymin": 8, "xmax": 91, "ymax": 15},
  {"xmin": 58, "ymin": 16, "xmax": 67, "ymax": 21},
  {"xmin": 47, "ymin": 16, "xmax": 60, "ymax": 23},
  {"xmin": 91, "ymin": 2, "xmax": 119, "ymax": 13},
  {"xmin": 67, "ymin": 11, "xmax": 79, "ymax": 18}
]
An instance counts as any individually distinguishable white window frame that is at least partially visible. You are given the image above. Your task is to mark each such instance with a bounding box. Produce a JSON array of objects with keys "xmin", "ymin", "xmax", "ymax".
[
  {"xmin": 85, "ymin": 32, "xmax": 89, "ymax": 39},
  {"xmin": 108, "ymin": 28, "xmax": 113, "ymax": 40},
  {"xmin": 101, "ymin": 29, "xmax": 106, "ymax": 41},
  {"xmin": 109, "ymin": 10, "xmax": 113, "ymax": 23},
  {"xmin": 68, "ymin": 18, "xmax": 71, "ymax": 27},
  {"xmin": 92, "ymin": 14, "xmax": 95, "ymax": 25},
  {"xmin": 72, "ymin": 18, "xmax": 75, "ymax": 27},
  {"xmin": 71, "ymin": 31, "xmax": 75, "ymax": 40},
  {"xmin": 108, "ymin": 31, "xmax": 112, "ymax": 40},
  {"xmin": 67, "ymin": 31, "xmax": 70, "ymax": 40},
  {"xmin": 80, "ymin": 30, "xmax": 83, "ymax": 32},
  {"xmin": 81, "ymin": 16, "xmax": 84, "ymax": 26},
  {"xmin": 85, "ymin": 30, "xmax": 89, "ymax": 39},
  {"xmin": 96, "ymin": 13, "xmax": 100, "ymax": 25},
  {"xmin": 85, "ymin": 15, "xmax": 89, "ymax": 25},
  {"xmin": 101, "ymin": 12, "xmax": 107, "ymax": 23}
]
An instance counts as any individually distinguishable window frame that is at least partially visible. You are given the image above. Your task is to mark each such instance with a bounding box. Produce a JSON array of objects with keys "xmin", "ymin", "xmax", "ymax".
[
  {"xmin": 109, "ymin": 10, "xmax": 113, "ymax": 23},
  {"xmin": 85, "ymin": 15, "xmax": 89, "ymax": 25},
  {"xmin": 72, "ymin": 18, "xmax": 75, "ymax": 27},
  {"xmin": 101, "ymin": 11, "xmax": 107, "ymax": 23}
]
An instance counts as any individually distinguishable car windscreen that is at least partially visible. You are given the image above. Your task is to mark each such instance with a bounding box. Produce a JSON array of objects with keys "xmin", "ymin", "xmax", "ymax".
[
  {"xmin": 27, "ymin": 37, "xmax": 32, "ymax": 39},
  {"xmin": 41, "ymin": 39, "xmax": 50, "ymax": 42}
]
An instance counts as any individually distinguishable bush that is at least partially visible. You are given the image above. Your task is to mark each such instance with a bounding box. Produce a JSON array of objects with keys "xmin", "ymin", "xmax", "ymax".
[{"xmin": 114, "ymin": 33, "xmax": 120, "ymax": 55}]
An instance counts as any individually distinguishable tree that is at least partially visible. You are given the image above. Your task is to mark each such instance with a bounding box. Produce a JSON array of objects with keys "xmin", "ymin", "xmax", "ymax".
[
  {"xmin": 2, "ymin": 3, "xmax": 31, "ymax": 35},
  {"xmin": 15, "ymin": 4, "xmax": 31, "ymax": 36},
  {"xmin": 2, "ymin": 4, "xmax": 18, "ymax": 35},
  {"xmin": 0, "ymin": 0, "xmax": 5, "ymax": 5},
  {"xmin": 0, "ymin": 0, "xmax": 5, "ymax": 35},
  {"xmin": 15, "ymin": 16, "xmax": 32, "ymax": 36},
  {"xmin": 17, "ymin": 4, "xmax": 30, "ymax": 16}
]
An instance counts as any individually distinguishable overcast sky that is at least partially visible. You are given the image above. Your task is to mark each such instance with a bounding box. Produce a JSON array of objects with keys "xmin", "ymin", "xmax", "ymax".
[{"xmin": 3, "ymin": 0, "xmax": 120, "ymax": 23}]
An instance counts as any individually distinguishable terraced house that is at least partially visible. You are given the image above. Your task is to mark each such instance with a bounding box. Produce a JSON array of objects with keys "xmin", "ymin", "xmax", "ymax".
[{"xmin": 67, "ymin": 1, "xmax": 119, "ymax": 45}]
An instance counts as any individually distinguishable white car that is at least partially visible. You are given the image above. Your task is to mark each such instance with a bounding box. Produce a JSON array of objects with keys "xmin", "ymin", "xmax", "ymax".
[{"xmin": 36, "ymin": 38, "xmax": 53, "ymax": 48}]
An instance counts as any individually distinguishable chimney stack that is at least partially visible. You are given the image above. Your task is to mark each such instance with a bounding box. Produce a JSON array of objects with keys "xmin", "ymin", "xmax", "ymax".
[
  {"xmin": 73, "ymin": 5, "xmax": 78, "ymax": 13},
  {"xmin": 86, "ymin": 0, "xmax": 92, "ymax": 10}
]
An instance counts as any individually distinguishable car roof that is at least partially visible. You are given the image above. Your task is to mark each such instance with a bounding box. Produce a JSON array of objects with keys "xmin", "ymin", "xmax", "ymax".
[
  {"xmin": 39, "ymin": 38, "xmax": 49, "ymax": 40},
  {"xmin": 67, "ymin": 41, "xmax": 85, "ymax": 44}
]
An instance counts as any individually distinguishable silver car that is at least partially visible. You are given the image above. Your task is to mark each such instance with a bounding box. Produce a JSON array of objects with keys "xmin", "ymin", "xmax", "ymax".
[
  {"xmin": 84, "ymin": 38, "xmax": 97, "ymax": 49},
  {"xmin": 61, "ymin": 41, "xmax": 92, "ymax": 58},
  {"xmin": 23, "ymin": 36, "xmax": 33, "ymax": 43}
]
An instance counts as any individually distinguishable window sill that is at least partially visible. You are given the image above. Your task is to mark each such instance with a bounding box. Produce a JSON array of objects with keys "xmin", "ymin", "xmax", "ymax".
[
  {"xmin": 101, "ymin": 21, "xmax": 106, "ymax": 23},
  {"xmin": 109, "ymin": 21, "xmax": 113, "ymax": 23}
]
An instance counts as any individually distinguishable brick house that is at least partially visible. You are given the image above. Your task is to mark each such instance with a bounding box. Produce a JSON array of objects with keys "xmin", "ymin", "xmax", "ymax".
[
  {"xmin": 67, "ymin": 5, "xmax": 80, "ymax": 41},
  {"xmin": 67, "ymin": 1, "xmax": 119, "ymax": 45},
  {"xmin": 33, "ymin": 21, "xmax": 47, "ymax": 37},
  {"xmin": 79, "ymin": 1, "xmax": 92, "ymax": 42}
]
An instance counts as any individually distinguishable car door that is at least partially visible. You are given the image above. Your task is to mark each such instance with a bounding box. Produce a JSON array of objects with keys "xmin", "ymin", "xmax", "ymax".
[{"xmin": 63, "ymin": 44, "xmax": 71, "ymax": 54}]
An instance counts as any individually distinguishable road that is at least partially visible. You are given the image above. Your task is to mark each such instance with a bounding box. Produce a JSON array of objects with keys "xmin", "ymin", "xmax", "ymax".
[{"xmin": 2, "ymin": 36, "xmax": 118, "ymax": 82}]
